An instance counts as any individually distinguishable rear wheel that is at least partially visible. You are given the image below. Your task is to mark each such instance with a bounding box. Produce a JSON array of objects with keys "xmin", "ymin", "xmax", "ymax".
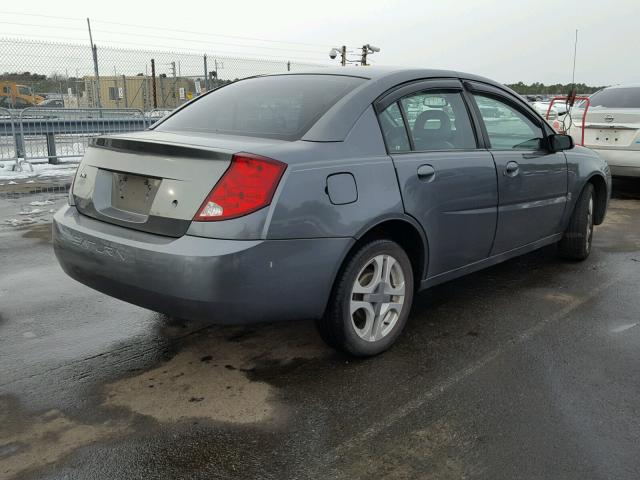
[
  {"xmin": 558, "ymin": 183, "xmax": 595, "ymax": 261},
  {"xmin": 317, "ymin": 239, "xmax": 414, "ymax": 357}
]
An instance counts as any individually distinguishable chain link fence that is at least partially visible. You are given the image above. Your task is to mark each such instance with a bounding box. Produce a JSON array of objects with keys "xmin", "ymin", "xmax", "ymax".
[
  {"xmin": 0, "ymin": 37, "xmax": 326, "ymax": 171},
  {"xmin": 0, "ymin": 37, "xmax": 325, "ymax": 110},
  {"xmin": 0, "ymin": 37, "xmax": 326, "ymax": 222},
  {"xmin": 17, "ymin": 107, "xmax": 147, "ymax": 162}
]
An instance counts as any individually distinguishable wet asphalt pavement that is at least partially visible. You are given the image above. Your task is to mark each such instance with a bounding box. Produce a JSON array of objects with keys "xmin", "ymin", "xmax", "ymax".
[{"xmin": 1, "ymin": 179, "xmax": 640, "ymax": 479}]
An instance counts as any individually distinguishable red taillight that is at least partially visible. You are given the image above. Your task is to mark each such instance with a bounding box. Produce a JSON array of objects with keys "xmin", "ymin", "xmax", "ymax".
[{"xmin": 194, "ymin": 153, "xmax": 286, "ymax": 221}]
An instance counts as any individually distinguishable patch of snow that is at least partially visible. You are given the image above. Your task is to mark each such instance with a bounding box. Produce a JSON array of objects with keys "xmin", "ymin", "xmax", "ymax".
[
  {"xmin": 0, "ymin": 161, "xmax": 79, "ymax": 181},
  {"xmin": 8, "ymin": 181, "xmax": 17, "ymax": 185},
  {"xmin": 19, "ymin": 208, "xmax": 43, "ymax": 215},
  {"xmin": 5, "ymin": 217, "xmax": 37, "ymax": 226},
  {"xmin": 29, "ymin": 200, "xmax": 54, "ymax": 206}
]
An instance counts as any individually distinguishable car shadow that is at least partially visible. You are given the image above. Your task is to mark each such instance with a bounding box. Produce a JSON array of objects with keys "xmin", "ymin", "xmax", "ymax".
[{"xmin": 612, "ymin": 177, "xmax": 640, "ymax": 200}]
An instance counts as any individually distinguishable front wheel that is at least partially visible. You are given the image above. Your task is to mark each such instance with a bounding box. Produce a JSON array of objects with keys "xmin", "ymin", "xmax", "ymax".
[
  {"xmin": 317, "ymin": 239, "xmax": 414, "ymax": 357},
  {"xmin": 558, "ymin": 183, "xmax": 595, "ymax": 261}
]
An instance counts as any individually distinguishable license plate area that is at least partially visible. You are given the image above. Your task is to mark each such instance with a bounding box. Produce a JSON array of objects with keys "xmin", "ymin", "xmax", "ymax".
[
  {"xmin": 585, "ymin": 128, "xmax": 637, "ymax": 147},
  {"xmin": 111, "ymin": 172, "xmax": 161, "ymax": 215}
]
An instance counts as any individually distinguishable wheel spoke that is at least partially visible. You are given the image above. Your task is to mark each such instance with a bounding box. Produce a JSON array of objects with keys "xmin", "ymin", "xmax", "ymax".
[
  {"xmin": 371, "ymin": 311, "xmax": 385, "ymax": 341},
  {"xmin": 371, "ymin": 302, "xmax": 403, "ymax": 341},
  {"xmin": 381, "ymin": 255, "xmax": 396, "ymax": 285}
]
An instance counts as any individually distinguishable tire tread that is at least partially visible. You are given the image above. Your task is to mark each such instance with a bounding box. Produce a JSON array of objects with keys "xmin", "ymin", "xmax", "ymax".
[
  {"xmin": 558, "ymin": 183, "xmax": 594, "ymax": 261},
  {"xmin": 317, "ymin": 239, "xmax": 413, "ymax": 357}
]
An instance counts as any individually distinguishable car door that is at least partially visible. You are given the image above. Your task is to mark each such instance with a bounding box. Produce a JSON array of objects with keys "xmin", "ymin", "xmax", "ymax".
[
  {"xmin": 376, "ymin": 79, "xmax": 498, "ymax": 278},
  {"xmin": 466, "ymin": 82, "xmax": 568, "ymax": 254}
]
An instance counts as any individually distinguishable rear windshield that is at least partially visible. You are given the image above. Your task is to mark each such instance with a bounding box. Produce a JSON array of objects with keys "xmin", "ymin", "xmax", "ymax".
[
  {"xmin": 155, "ymin": 74, "xmax": 366, "ymax": 140},
  {"xmin": 588, "ymin": 87, "xmax": 640, "ymax": 108}
]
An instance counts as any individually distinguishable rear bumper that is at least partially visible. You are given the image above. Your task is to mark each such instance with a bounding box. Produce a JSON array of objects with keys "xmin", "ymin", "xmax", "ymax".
[
  {"xmin": 590, "ymin": 148, "xmax": 640, "ymax": 177},
  {"xmin": 53, "ymin": 206, "xmax": 352, "ymax": 324}
]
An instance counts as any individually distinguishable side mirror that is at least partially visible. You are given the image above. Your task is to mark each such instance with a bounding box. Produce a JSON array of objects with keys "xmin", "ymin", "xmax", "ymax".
[{"xmin": 549, "ymin": 133, "xmax": 574, "ymax": 152}]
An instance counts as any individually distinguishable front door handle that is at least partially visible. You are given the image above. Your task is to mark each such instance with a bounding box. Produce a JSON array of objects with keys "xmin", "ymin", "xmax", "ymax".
[
  {"xmin": 417, "ymin": 164, "xmax": 436, "ymax": 182},
  {"xmin": 504, "ymin": 161, "xmax": 520, "ymax": 177}
]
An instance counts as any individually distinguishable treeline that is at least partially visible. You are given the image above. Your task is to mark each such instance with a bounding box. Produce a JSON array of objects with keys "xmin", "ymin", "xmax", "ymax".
[{"xmin": 505, "ymin": 82, "xmax": 605, "ymax": 95}]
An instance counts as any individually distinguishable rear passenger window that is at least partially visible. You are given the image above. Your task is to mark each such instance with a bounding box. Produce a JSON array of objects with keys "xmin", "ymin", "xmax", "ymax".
[
  {"xmin": 378, "ymin": 102, "xmax": 410, "ymax": 152},
  {"xmin": 400, "ymin": 91, "xmax": 477, "ymax": 151},
  {"xmin": 473, "ymin": 94, "xmax": 544, "ymax": 150}
]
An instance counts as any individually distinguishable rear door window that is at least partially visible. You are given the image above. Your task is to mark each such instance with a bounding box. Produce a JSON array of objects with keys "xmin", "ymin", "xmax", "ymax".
[
  {"xmin": 378, "ymin": 102, "xmax": 410, "ymax": 152},
  {"xmin": 156, "ymin": 74, "xmax": 366, "ymax": 140}
]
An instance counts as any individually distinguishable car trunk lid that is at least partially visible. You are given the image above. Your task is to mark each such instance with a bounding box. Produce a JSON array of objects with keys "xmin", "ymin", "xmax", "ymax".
[
  {"xmin": 72, "ymin": 131, "xmax": 284, "ymax": 237},
  {"xmin": 570, "ymin": 108, "xmax": 640, "ymax": 150}
]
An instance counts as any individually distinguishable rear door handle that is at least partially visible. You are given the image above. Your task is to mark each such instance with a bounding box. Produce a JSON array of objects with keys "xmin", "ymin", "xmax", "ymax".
[
  {"xmin": 417, "ymin": 164, "xmax": 436, "ymax": 182},
  {"xmin": 504, "ymin": 161, "xmax": 520, "ymax": 177}
]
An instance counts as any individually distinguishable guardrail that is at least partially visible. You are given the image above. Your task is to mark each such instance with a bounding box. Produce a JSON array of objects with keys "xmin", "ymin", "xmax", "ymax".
[
  {"xmin": 0, "ymin": 107, "xmax": 173, "ymax": 170},
  {"xmin": 0, "ymin": 107, "xmax": 19, "ymax": 164}
]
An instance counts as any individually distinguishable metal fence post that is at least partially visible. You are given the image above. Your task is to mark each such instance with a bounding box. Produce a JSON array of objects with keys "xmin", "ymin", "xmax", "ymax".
[
  {"xmin": 151, "ymin": 59, "xmax": 158, "ymax": 108},
  {"xmin": 14, "ymin": 132, "xmax": 25, "ymax": 160},
  {"xmin": 16, "ymin": 110, "xmax": 32, "ymax": 171},
  {"xmin": 92, "ymin": 44, "xmax": 101, "ymax": 108},
  {"xmin": 46, "ymin": 133, "xmax": 58, "ymax": 164},
  {"xmin": 122, "ymin": 74, "xmax": 128, "ymax": 108},
  {"xmin": 204, "ymin": 54, "xmax": 209, "ymax": 92}
]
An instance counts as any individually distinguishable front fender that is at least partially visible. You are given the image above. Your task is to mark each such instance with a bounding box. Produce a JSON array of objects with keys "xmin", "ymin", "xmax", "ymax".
[{"xmin": 563, "ymin": 146, "xmax": 612, "ymax": 227}]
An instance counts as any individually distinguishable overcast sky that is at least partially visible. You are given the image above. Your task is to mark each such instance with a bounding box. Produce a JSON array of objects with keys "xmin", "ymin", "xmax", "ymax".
[{"xmin": 1, "ymin": 0, "xmax": 637, "ymax": 85}]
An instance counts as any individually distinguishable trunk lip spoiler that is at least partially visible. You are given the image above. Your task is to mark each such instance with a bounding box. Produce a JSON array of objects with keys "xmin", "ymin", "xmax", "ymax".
[{"xmin": 89, "ymin": 137, "xmax": 232, "ymax": 160}]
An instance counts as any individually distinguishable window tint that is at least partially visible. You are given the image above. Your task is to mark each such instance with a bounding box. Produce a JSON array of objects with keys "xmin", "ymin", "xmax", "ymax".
[
  {"xmin": 156, "ymin": 74, "xmax": 366, "ymax": 141},
  {"xmin": 378, "ymin": 102, "xmax": 410, "ymax": 152},
  {"xmin": 399, "ymin": 91, "xmax": 476, "ymax": 151},
  {"xmin": 473, "ymin": 94, "xmax": 544, "ymax": 150},
  {"xmin": 588, "ymin": 87, "xmax": 640, "ymax": 108}
]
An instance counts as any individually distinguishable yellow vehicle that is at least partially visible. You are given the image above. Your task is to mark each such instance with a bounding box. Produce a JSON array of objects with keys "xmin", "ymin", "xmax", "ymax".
[{"xmin": 0, "ymin": 82, "xmax": 45, "ymax": 108}]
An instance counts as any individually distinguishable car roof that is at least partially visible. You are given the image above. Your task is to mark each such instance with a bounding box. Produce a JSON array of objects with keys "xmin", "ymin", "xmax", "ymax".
[
  {"xmin": 266, "ymin": 66, "xmax": 512, "ymax": 142},
  {"xmin": 603, "ymin": 83, "xmax": 640, "ymax": 90},
  {"xmin": 268, "ymin": 65, "xmax": 501, "ymax": 85}
]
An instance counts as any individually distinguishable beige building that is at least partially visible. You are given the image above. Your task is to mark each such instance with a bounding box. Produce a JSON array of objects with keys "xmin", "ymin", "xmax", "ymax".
[{"xmin": 81, "ymin": 75, "xmax": 199, "ymax": 110}]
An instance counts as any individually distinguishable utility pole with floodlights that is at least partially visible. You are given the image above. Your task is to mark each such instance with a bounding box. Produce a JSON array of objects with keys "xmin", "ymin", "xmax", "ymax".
[{"xmin": 329, "ymin": 44, "xmax": 380, "ymax": 66}]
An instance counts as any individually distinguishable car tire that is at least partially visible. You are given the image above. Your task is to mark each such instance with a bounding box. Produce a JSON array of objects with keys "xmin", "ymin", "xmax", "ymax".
[
  {"xmin": 558, "ymin": 183, "xmax": 595, "ymax": 261},
  {"xmin": 317, "ymin": 239, "xmax": 414, "ymax": 357}
]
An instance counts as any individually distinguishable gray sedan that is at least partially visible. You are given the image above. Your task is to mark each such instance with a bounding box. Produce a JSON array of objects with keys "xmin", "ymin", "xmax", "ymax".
[{"xmin": 53, "ymin": 68, "xmax": 611, "ymax": 356}]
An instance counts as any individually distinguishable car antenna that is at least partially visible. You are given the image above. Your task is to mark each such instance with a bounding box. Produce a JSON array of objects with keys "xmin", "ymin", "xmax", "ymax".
[{"xmin": 567, "ymin": 29, "xmax": 578, "ymax": 108}]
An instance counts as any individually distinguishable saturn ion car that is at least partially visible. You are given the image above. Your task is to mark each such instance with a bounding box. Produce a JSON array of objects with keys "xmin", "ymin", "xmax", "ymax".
[{"xmin": 53, "ymin": 68, "xmax": 611, "ymax": 357}]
